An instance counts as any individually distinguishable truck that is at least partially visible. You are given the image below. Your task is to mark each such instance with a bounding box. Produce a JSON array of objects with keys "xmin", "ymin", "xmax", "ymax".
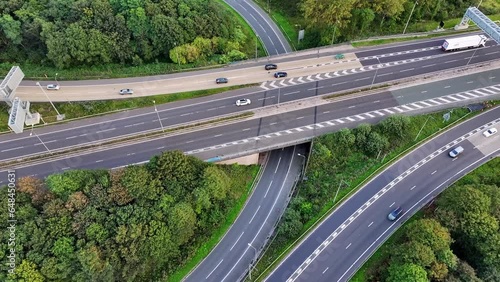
[{"xmin": 441, "ymin": 35, "xmax": 488, "ymax": 51}]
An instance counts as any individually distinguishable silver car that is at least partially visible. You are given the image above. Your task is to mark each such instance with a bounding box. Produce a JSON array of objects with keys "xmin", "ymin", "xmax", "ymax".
[
  {"xmin": 119, "ymin": 89, "xmax": 134, "ymax": 95},
  {"xmin": 448, "ymin": 146, "xmax": 464, "ymax": 158},
  {"xmin": 46, "ymin": 84, "xmax": 60, "ymax": 90}
]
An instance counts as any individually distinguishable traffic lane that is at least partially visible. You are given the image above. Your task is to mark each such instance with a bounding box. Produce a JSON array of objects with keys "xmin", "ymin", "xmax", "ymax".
[
  {"xmin": 227, "ymin": 0, "xmax": 280, "ymax": 55},
  {"xmin": 354, "ymin": 39, "xmax": 444, "ymax": 58},
  {"xmin": 238, "ymin": 0, "xmax": 288, "ymax": 55},
  {"xmin": 292, "ymin": 139, "xmax": 484, "ymax": 282},
  {"xmin": 186, "ymin": 147, "xmax": 293, "ymax": 282},
  {"xmin": 212, "ymin": 147, "xmax": 298, "ymax": 282},
  {"xmin": 361, "ymin": 47, "xmax": 443, "ymax": 66},
  {"xmin": 258, "ymin": 108, "xmax": 315, "ymax": 136}
]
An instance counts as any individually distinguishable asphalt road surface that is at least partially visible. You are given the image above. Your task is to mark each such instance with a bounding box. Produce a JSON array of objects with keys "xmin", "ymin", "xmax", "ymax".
[
  {"xmin": 2, "ymin": 45, "xmax": 500, "ymax": 162},
  {"xmin": 265, "ymin": 107, "xmax": 500, "ymax": 282},
  {"xmin": 184, "ymin": 145, "xmax": 304, "ymax": 282},
  {"xmin": 224, "ymin": 0, "xmax": 291, "ymax": 56}
]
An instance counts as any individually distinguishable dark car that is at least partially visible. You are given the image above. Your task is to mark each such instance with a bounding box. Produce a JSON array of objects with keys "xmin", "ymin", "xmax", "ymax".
[
  {"xmin": 387, "ymin": 206, "xmax": 403, "ymax": 221},
  {"xmin": 274, "ymin": 71, "xmax": 287, "ymax": 78},
  {"xmin": 265, "ymin": 64, "xmax": 278, "ymax": 70},
  {"xmin": 215, "ymin": 78, "xmax": 228, "ymax": 84}
]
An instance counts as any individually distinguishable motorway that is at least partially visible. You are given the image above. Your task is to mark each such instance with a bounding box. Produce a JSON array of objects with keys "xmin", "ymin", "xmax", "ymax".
[
  {"xmin": 185, "ymin": 145, "xmax": 304, "ymax": 282},
  {"xmin": 224, "ymin": 0, "xmax": 291, "ymax": 55},
  {"xmin": 265, "ymin": 107, "xmax": 500, "ymax": 282},
  {"xmin": 12, "ymin": 36, "xmax": 499, "ymax": 101},
  {"xmin": 2, "ymin": 41, "xmax": 500, "ymax": 162}
]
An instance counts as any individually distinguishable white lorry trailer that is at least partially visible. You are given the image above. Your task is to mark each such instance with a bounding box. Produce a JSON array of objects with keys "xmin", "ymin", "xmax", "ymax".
[{"xmin": 441, "ymin": 35, "xmax": 488, "ymax": 51}]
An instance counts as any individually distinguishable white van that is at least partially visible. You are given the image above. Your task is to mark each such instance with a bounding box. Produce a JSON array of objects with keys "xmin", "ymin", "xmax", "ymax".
[{"xmin": 449, "ymin": 146, "xmax": 464, "ymax": 158}]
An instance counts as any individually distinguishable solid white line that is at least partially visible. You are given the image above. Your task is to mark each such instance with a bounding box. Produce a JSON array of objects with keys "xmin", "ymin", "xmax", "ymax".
[
  {"xmin": 206, "ymin": 259, "xmax": 224, "ymax": 279},
  {"xmin": 230, "ymin": 232, "xmax": 245, "ymax": 251},
  {"xmin": 249, "ymin": 206, "xmax": 261, "ymax": 224}
]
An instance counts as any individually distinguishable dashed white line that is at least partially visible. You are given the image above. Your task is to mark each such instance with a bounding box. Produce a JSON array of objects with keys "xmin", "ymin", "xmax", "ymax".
[
  {"xmin": 230, "ymin": 232, "xmax": 245, "ymax": 251},
  {"xmin": 66, "ymin": 136, "xmax": 77, "ymax": 140},
  {"xmin": 249, "ymin": 206, "xmax": 261, "ymax": 223},
  {"xmin": 444, "ymin": 86, "xmax": 451, "ymax": 89},
  {"xmin": 214, "ymin": 134, "xmax": 223, "ymax": 137},
  {"xmin": 61, "ymin": 167, "xmax": 70, "ymax": 170},
  {"xmin": 296, "ymin": 117, "xmax": 304, "ymax": 120},
  {"xmin": 275, "ymin": 157, "xmax": 282, "ymax": 173},
  {"xmin": 467, "ymin": 81, "xmax": 474, "ymax": 84},
  {"xmin": 207, "ymin": 108, "xmax": 217, "ymax": 111},
  {"xmin": 445, "ymin": 59, "xmax": 458, "ymax": 63},
  {"xmin": 400, "ymin": 68, "xmax": 415, "ymax": 72},
  {"xmin": 127, "ymin": 153, "xmax": 135, "ymax": 156},
  {"xmin": 368, "ymin": 222, "xmax": 374, "ymax": 227},
  {"xmin": 265, "ymin": 181, "xmax": 273, "ymax": 198},
  {"xmin": 355, "ymin": 77, "xmax": 371, "ymax": 81},
  {"xmin": 410, "ymin": 185, "xmax": 416, "ymax": 190},
  {"xmin": 389, "ymin": 202, "xmax": 395, "ymax": 207},
  {"xmin": 79, "ymin": 133, "xmax": 87, "ymax": 137},
  {"xmin": 346, "ymin": 243, "xmax": 352, "ymax": 249},
  {"xmin": 157, "ymin": 146, "xmax": 165, "ymax": 150},
  {"xmin": 95, "ymin": 160, "xmax": 103, "ymax": 163},
  {"xmin": 206, "ymin": 259, "xmax": 224, "ymax": 279},
  {"xmin": 308, "ymin": 86, "xmax": 324, "ymax": 91},
  {"xmin": 180, "ymin": 113, "xmax": 191, "ymax": 117},
  {"xmin": 373, "ymin": 100, "xmax": 380, "ymax": 103},
  {"xmin": 348, "ymin": 105, "xmax": 356, "ymax": 109},
  {"xmin": 422, "ymin": 64, "xmax": 436, "ymax": 68},
  {"xmin": 242, "ymin": 128, "xmax": 251, "ymax": 131},
  {"xmin": 421, "ymin": 91, "xmax": 427, "ymax": 94},
  {"xmin": 377, "ymin": 72, "xmax": 393, "ymax": 77},
  {"xmin": 322, "ymin": 267, "xmax": 329, "ymax": 274},
  {"xmin": 1, "ymin": 146, "xmax": 24, "ymax": 152},
  {"xmin": 95, "ymin": 128, "xmax": 115, "ymax": 134},
  {"xmin": 186, "ymin": 140, "xmax": 194, "ymax": 144},
  {"xmin": 431, "ymin": 170, "xmax": 437, "ymax": 175},
  {"xmin": 284, "ymin": 91, "xmax": 300, "ymax": 96},
  {"xmin": 323, "ymin": 111, "xmax": 330, "ymax": 114},
  {"xmin": 270, "ymin": 122, "xmax": 277, "ymax": 125}
]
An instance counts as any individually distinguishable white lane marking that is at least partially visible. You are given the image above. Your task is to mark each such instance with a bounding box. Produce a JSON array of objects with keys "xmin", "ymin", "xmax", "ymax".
[
  {"xmin": 127, "ymin": 153, "xmax": 135, "ymax": 156},
  {"xmin": 206, "ymin": 259, "xmax": 224, "ymax": 279},
  {"xmin": 377, "ymin": 72, "xmax": 393, "ymax": 77},
  {"xmin": 308, "ymin": 86, "xmax": 324, "ymax": 91},
  {"xmin": 422, "ymin": 64, "xmax": 436, "ymax": 68},
  {"xmin": 410, "ymin": 185, "xmax": 416, "ymax": 190},
  {"xmin": 444, "ymin": 86, "xmax": 451, "ymax": 89},
  {"xmin": 258, "ymin": 96, "xmax": 276, "ymax": 101},
  {"xmin": 264, "ymin": 181, "xmax": 273, "ymax": 198},
  {"xmin": 296, "ymin": 117, "xmax": 304, "ymax": 120},
  {"xmin": 323, "ymin": 111, "xmax": 330, "ymax": 114},
  {"xmin": 79, "ymin": 133, "xmax": 87, "ymax": 137},
  {"xmin": 65, "ymin": 136, "xmax": 77, "ymax": 140},
  {"xmin": 400, "ymin": 68, "xmax": 415, "ymax": 72},
  {"xmin": 230, "ymin": 232, "xmax": 245, "ymax": 251},
  {"xmin": 431, "ymin": 170, "xmax": 437, "ymax": 175},
  {"xmin": 322, "ymin": 267, "xmax": 329, "ymax": 274},
  {"xmin": 348, "ymin": 105, "xmax": 355, "ymax": 109},
  {"xmin": 95, "ymin": 160, "xmax": 103, "ymax": 163},
  {"xmin": 389, "ymin": 202, "xmax": 395, "ymax": 207},
  {"xmin": 421, "ymin": 91, "xmax": 427, "ymax": 94},
  {"xmin": 249, "ymin": 205, "xmax": 261, "ymax": 224},
  {"xmin": 157, "ymin": 146, "xmax": 165, "ymax": 150},
  {"xmin": 180, "ymin": 113, "xmax": 191, "ymax": 117},
  {"xmin": 214, "ymin": 134, "xmax": 223, "ymax": 137},
  {"xmin": 368, "ymin": 222, "xmax": 374, "ymax": 227},
  {"xmin": 243, "ymin": 128, "xmax": 251, "ymax": 131},
  {"xmin": 355, "ymin": 77, "xmax": 370, "ymax": 81},
  {"xmin": 186, "ymin": 140, "xmax": 194, "ymax": 144},
  {"xmin": 445, "ymin": 59, "xmax": 458, "ymax": 63},
  {"xmin": 284, "ymin": 91, "xmax": 300, "ymax": 96},
  {"xmin": 61, "ymin": 167, "xmax": 70, "ymax": 170},
  {"xmin": 124, "ymin": 122, "xmax": 144, "ymax": 128},
  {"xmin": 346, "ymin": 243, "xmax": 352, "ymax": 249},
  {"xmin": 467, "ymin": 81, "xmax": 474, "ymax": 84},
  {"xmin": 207, "ymin": 108, "xmax": 217, "ymax": 111},
  {"xmin": 1, "ymin": 146, "xmax": 24, "ymax": 152},
  {"xmin": 270, "ymin": 122, "xmax": 277, "ymax": 125},
  {"xmin": 275, "ymin": 157, "xmax": 282, "ymax": 173},
  {"xmin": 95, "ymin": 128, "xmax": 115, "ymax": 134},
  {"xmin": 373, "ymin": 100, "xmax": 380, "ymax": 103}
]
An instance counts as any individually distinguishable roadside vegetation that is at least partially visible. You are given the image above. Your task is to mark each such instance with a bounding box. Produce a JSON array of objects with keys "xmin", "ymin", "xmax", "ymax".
[
  {"xmin": 0, "ymin": 84, "xmax": 252, "ymax": 133},
  {"xmin": 248, "ymin": 104, "xmax": 497, "ymax": 280},
  {"xmin": 252, "ymin": 0, "xmax": 500, "ymax": 49},
  {"xmin": 352, "ymin": 158, "xmax": 500, "ymax": 282},
  {"xmin": 0, "ymin": 0, "xmax": 261, "ymax": 80},
  {"xmin": 0, "ymin": 151, "xmax": 259, "ymax": 282}
]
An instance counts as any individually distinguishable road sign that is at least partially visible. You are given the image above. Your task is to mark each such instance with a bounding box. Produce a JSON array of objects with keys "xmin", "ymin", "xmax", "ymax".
[
  {"xmin": 443, "ymin": 112, "xmax": 451, "ymax": 122},
  {"xmin": 1, "ymin": 66, "xmax": 24, "ymax": 104},
  {"xmin": 8, "ymin": 97, "xmax": 27, "ymax": 133}
]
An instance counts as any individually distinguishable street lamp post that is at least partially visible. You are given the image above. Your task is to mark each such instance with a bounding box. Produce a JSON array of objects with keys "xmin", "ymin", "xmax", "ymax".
[
  {"xmin": 295, "ymin": 24, "xmax": 301, "ymax": 45},
  {"xmin": 174, "ymin": 42, "xmax": 180, "ymax": 67},
  {"xmin": 277, "ymin": 87, "xmax": 281, "ymax": 106},
  {"xmin": 36, "ymin": 82, "xmax": 64, "ymax": 121},
  {"xmin": 153, "ymin": 100, "xmax": 165, "ymax": 132},
  {"xmin": 403, "ymin": 1, "xmax": 418, "ymax": 34},
  {"xmin": 370, "ymin": 57, "xmax": 381, "ymax": 90},
  {"xmin": 55, "ymin": 73, "xmax": 58, "ymax": 85},
  {"xmin": 247, "ymin": 243, "xmax": 257, "ymax": 280},
  {"xmin": 255, "ymin": 36, "xmax": 259, "ymax": 60},
  {"xmin": 297, "ymin": 153, "xmax": 306, "ymax": 179},
  {"xmin": 30, "ymin": 128, "xmax": 52, "ymax": 154}
]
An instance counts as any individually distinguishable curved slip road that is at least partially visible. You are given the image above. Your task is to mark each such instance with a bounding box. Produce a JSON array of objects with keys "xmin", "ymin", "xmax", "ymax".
[{"xmin": 265, "ymin": 107, "xmax": 500, "ymax": 282}]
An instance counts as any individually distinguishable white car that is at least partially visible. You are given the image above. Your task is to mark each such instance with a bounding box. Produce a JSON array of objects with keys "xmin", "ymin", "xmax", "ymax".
[
  {"xmin": 119, "ymin": 89, "xmax": 134, "ymax": 95},
  {"xmin": 46, "ymin": 84, "xmax": 60, "ymax": 90},
  {"xmin": 236, "ymin": 99, "xmax": 251, "ymax": 106},
  {"xmin": 482, "ymin": 128, "xmax": 497, "ymax": 137}
]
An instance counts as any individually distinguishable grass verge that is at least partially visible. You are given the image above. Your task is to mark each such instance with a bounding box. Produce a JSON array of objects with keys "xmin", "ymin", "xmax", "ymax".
[
  {"xmin": 0, "ymin": 84, "xmax": 255, "ymax": 133},
  {"xmin": 167, "ymin": 164, "xmax": 261, "ymax": 282},
  {"xmin": 249, "ymin": 105, "xmax": 496, "ymax": 281}
]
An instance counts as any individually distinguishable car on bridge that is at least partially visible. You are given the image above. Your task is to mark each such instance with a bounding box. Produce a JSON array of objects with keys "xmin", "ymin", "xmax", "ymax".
[
  {"xmin": 274, "ymin": 71, "xmax": 287, "ymax": 78},
  {"xmin": 265, "ymin": 64, "xmax": 278, "ymax": 70},
  {"xmin": 216, "ymin": 78, "xmax": 228, "ymax": 84},
  {"xmin": 119, "ymin": 89, "xmax": 134, "ymax": 95},
  {"xmin": 46, "ymin": 84, "xmax": 60, "ymax": 90},
  {"xmin": 483, "ymin": 128, "xmax": 497, "ymax": 137}
]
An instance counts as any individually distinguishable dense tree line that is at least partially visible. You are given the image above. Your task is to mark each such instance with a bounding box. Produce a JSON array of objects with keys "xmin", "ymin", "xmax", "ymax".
[
  {"xmin": 369, "ymin": 159, "xmax": 500, "ymax": 282},
  {"xmin": 266, "ymin": 0, "xmax": 500, "ymax": 47},
  {"xmin": 276, "ymin": 115, "xmax": 412, "ymax": 244},
  {"xmin": 0, "ymin": 0, "xmax": 251, "ymax": 68},
  {"xmin": 0, "ymin": 151, "xmax": 257, "ymax": 281}
]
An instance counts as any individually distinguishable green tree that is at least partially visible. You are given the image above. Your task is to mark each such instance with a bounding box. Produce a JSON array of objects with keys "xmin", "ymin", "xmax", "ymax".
[
  {"xmin": 0, "ymin": 14, "xmax": 22, "ymax": 45},
  {"xmin": 404, "ymin": 219, "xmax": 451, "ymax": 252},
  {"xmin": 379, "ymin": 115, "xmax": 411, "ymax": 143},
  {"xmin": 302, "ymin": 0, "xmax": 358, "ymax": 40},
  {"xmin": 364, "ymin": 131, "xmax": 389, "ymax": 157},
  {"xmin": 11, "ymin": 260, "xmax": 45, "ymax": 282},
  {"xmin": 386, "ymin": 263, "xmax": 429, "ymax": 282},
  {"xmin": 393, "ymin": 241, "xmax": 436, "ymax": 268},
  {"xmin": 354, "ymin": 123, "xmax": 372, "ymax": 150},
  {"xmin": 168, "ymin": 202, "xmax": 197, "ymax": 245}
]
